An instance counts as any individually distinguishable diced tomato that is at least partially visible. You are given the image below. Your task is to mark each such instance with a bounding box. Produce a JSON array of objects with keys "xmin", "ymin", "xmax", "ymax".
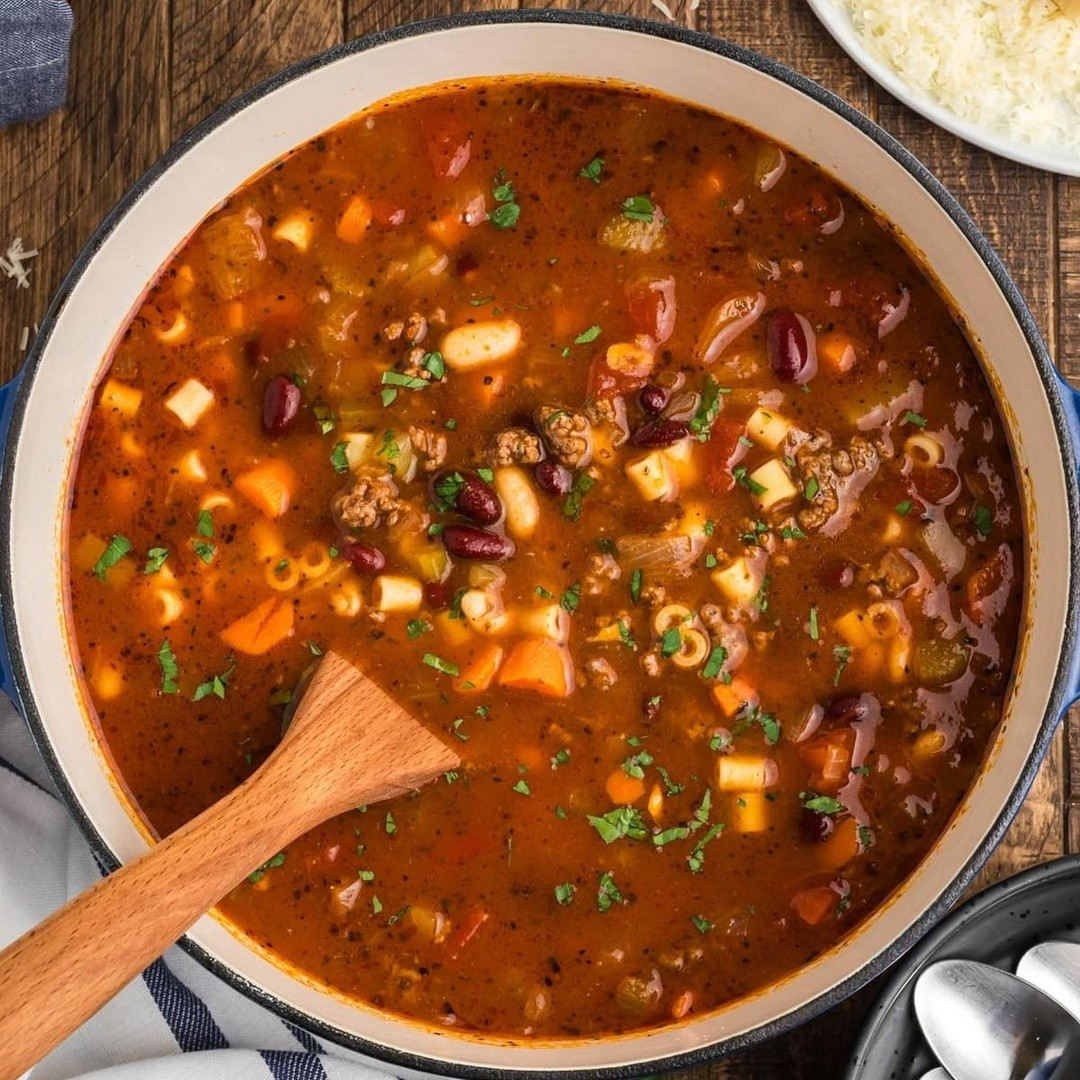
[
  {"xmin": 910, "ymin": 466, "xmax": 959, "ymax": 506},
  {"xmin": 871, "ymin": 475, "xmax": 925, "ymax": 518},
  {"xmin": 703, "ymin": 416, "xmax": 746, "ymax": 494},
  {"xmin": 586, "ymin": 352, "xmax": 647, "ymax": 400},
  {"xmin": 965, "ymin": 546, "xmax": 1013, "ymax": 625},
  {"xmin": 423, "ymin": 116, "xmax": 472, "ymax": 180},
  {"xmin": 785, "ymin": 187, "xmax": 844, "ymax": 231},
  {"xmin": 626, "ymin": 275, "xmax": 677, "ymax": 344},
  {"xmin": 369, "ymin": 198, "xmax": 408, "ymax": 227},
  {"xmin": 799, "ymin": 729, "xmax": 855, "ymax": 792},
  {"xmin": 791, "ymin": 885, "xmax": 837, "ymax": 926},
  {"xmin": 446, "ymin": 908, "xmax": 489, "ymax": 960}
]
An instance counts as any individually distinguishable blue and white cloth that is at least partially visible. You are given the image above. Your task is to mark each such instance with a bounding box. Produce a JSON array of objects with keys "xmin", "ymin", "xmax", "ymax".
[
  {"xmin": 0, "ymin": 699, "xmax": 396, "ymax": 1080},
  {"xmin": 0, "ymin": 0, "xmax": 73, "ymax": 128}
]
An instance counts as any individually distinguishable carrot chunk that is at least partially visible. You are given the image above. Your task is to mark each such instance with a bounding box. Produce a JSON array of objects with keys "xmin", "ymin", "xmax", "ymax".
[
  {"xmin": 791, "ymin": 885, "xmax": 836, "ymax": 927},
  {"xmin": 799, "ymin": 729, "xmax": 855, "ymax": 792},
  {"xmin": 710, "ymin": 676, "xmax": 758, "ymax": 719},
  {"xmin": 453, "ymin": 643, "xmax": 504, "ymax": 694},
  {"xmin": 235, "ymin": 460, "xmax": 295, "ymax": 519},
  {"xmin": 497, "ymin": 638, "xmax": 574, "ymax": 698},
  {"xmin": 605, "ymin": 769, "xmax": 645, "ymax": 805},
  {"xmin": 336, "ymin": 195, "xmax": 372, "ymax": 243},
  {"xmin": 816, "ymin": 817, "xmax": 861, "ymax": 872},
  {"xmin": 221, "ymin": 598, "xmax": 294, "ymax": 655}
]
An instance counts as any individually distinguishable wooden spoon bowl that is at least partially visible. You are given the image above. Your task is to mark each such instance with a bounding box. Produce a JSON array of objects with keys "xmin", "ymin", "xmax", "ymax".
[{"xmin": 0, "ymin": 650, "xmax": 459, "ymax": 1079}]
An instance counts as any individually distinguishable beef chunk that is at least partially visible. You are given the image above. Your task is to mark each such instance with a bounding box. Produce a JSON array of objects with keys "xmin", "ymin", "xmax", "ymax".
[
  {"xmin": 487, "ymin": 427, "xmax": 544, "ymax": 467},
  {"xmin": 535, "ymin": 404, "xmax": 593, "ymax": 469},
  {"xmin": 408, "ymin": 424, "xmax": 448, "ymax": 473},
  {"xmin": 876, "ymin": 549, "xmax": 919, "ymax": 596},
  {"xmin": 332, "ymin": 470, "xmax": 404, "ymax": 531},
  {"xmin": 796, "ymin": 432, "xmax": 880, "ymax": 535}
]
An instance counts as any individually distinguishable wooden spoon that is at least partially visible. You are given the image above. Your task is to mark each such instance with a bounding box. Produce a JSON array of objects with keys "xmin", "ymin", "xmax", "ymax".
[{"xmin": 0, "ymin": 650, "xmax": 459, "ymax": 1079}]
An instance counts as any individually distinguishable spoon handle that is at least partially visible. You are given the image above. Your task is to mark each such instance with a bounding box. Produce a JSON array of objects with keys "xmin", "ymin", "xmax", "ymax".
[{"xmin": 0, "ymin": 770, "xmax": 299, "ymax": 1080}]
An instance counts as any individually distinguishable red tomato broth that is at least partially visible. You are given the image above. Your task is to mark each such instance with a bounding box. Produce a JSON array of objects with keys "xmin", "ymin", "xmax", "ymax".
[{"xmin": 66, "ymin": 79, "xmax": 1023, "ymax": 1038}]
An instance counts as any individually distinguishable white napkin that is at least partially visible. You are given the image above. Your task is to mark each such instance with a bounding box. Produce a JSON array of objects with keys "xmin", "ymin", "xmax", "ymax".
[{"xmin": 0, "ymin": 698, "xmax": 395, "ymax": 1080}]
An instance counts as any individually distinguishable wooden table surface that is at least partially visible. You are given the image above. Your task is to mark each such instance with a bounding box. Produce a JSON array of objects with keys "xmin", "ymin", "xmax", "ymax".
[{"xmin": 1, "ymin": 1, "xmax": 1077, "ymax": 1076}]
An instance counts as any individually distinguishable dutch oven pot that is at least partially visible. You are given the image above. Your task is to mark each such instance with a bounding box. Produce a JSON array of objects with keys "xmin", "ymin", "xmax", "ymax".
[{"xmin": 2, "ymin": 12, "xmax": 1080, "ymax": 1077}]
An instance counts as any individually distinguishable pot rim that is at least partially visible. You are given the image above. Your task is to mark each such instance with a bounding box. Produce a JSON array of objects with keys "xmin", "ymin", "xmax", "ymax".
[{"xmin": 2, "ymin": 10, "xmax": 1076, "ymax": 1076}]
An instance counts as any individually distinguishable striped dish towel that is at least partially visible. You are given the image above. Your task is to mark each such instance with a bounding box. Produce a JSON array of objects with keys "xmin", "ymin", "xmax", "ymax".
[
  {"xmin": 0, "ymin": 699, "xmax": 399, "ymax": 1080},
  {"xmin": 0, "ymin": 0, "xmax": 72, "ymax": 128}
]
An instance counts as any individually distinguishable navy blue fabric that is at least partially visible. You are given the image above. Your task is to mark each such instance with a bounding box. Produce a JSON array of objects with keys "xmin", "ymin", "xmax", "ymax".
[
  {"xmin": 143, "ymin": 957, "xmax": 230, "ymax": 1053},
  {"xmin": 285, "ymin": 1021, "xmax": 324, "ymax": 1055},
  {"xmin": 259, "ymin": 1050, "xmax": 329, "ymax": 1080},
  {"xmin": 0, "ymin": 0, "xmax": 72, "ymax": 127}
]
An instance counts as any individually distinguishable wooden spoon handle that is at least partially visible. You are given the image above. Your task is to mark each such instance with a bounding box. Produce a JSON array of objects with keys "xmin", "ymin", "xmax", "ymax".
[{"xmin": 0, "ymin": 773, "xmax": 298, "ymax": 1080}]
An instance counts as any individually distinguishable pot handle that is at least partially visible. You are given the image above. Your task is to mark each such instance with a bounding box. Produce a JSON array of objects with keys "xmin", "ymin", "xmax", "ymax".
[
  {"xmin": 1056, "ymin": 370, "xmax": 1080, "ymax": 707},
  {"xmin": 0, "ymin": 368, "xmax": 25, "ymax": 706}
]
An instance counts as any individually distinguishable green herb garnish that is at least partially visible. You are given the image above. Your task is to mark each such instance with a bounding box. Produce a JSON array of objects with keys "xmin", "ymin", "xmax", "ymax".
[{"xmin": 93, "ymin": 535, "xmax": 131, "ymax": 582}]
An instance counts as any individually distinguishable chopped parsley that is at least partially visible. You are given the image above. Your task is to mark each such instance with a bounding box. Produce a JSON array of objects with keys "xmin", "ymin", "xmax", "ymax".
[
  {"xmin": 657, "ymin": 764, "xmax": 684, "ymax": 796},
  {"xmin": 574, "ymin": 325, "xmax": 603, "ymax": 345},
  {"xmin": 689, "ymin": 375, "xmax": 723, "ymax": 441},
  {"xmin": 705, "ymin": 553, "xmax": 718, "ymax": 569},
  {"xmin": 551, "ymin": 747, "xmax": 571, "ymax": 769},
  {"xmin": 422, "ymin": 653, "xmax": 459, "ymax": 677},
  {"xmin": 451, "ymin": 717, "xmax": 469, "ymax": 742},
  {"xmin": 630, "ymin": 568, "xmax": 643, "ymax": 604},
  {"xmin": 191, "ymin": 539, "xmax": 215, "ymax": 564},
  {"xmin": 143, "ymin": 546, "xmax": 169, "ymax": 575},
  {"xmin": 833, "ymin": 644, "xmax": 852, "ymax": 685},
  {"xmin": 371, "ymin": 896, "xmax": 383, "ymax": 915},
  {"xmin": 617, "ymin": 618, "xmax": 637, "ymax": 650},
  {"xmin": 733, "ymin": 466, "xmax": 766, "ymax": 497},
  {"xmin": 974, "ymin": 504, "xmax": 993, "ymax": 537},
  {"xmin": 375, "ymin": 430, "xmax": 400, "ymax": 472},
  {"xmin": 562, "ymin": 471, "xmax": 596, "ymax": 522},
  {"xmin": 248, "ymin": 851, "xmax": 285, "ymax": 884},
  {"xmin": 659, "ymin": 627, "xmax": 682, "ymax": 658},
  {"xmin": 895, "ymin": 499, "xmax": 913, "ymax": 516},
  {"xmin": 313, "ymin": 405, "xmax": 335, "ymax": 434},
  {"xmin": 554, "ymin": 882, "xmax": 576, "ymax": 905},
  {"xmin": 701, "ymin": 645, "xmax": 728, "ymax": 680},
  {"xmin": 489, "ymin": 168, "xmax": 521, "ymax": 229},
  {"xmin": 691, "ymin": 914, "xmax": 713, "ymax": 934},
  {"xmin": 560, "ymin": 582, "xmax": 581, "ymax": 613},
  {"xmin": 587, "ymin": 806, "xmax": 647, "ymax": 844},
  {"xmin": 157, "ymin": 639, "xmax": 179, "ymax": 695},
  {"xmin": 330, "ymin": 441, "xmax": 350, "ymax": 474},
  {"xmin": 858, "ymin": 825, "xmax": 874, "ymax": 850},
  {"xmin": 579, "ymin": 154, "xmax": 605, "ymax": 184},
  {"xmin": 384, "ymin": 811, "xmax": 396, "ymax": 835},
  {"xmin": 444, "ymin": 417, "xmax": 458, "ymax": 430},
  {"xmin": 621, "ymin": 749, "xmax": 654, "ymax": 779},
  {"xmin": 93, "ymin": 535, "xmax": 131, "ymax": 581},
  {"xmin": 621, "ymin": 194, "xmax": 655, "ymax": 222},
  {"xmin": 733, "ymin": 703, "xmax": 780, "ymax": 745},
  {"xmin": 193, "ymin": 659, "xmax": 235, "ymax": 702},
  {"xmin": 434, "ymin": 470, "xmax": 465, "ymax": 510},
  {"xmin": 536, "ymin": 585, "xmax": 555, "ymax": 599},
  {"xmin": 802, "ymin": 792, "xmax": 845, "ymax": 815},
  {"xmin": 196, "ymin": 509, "xmax": 214, "ymax": 538},
  {"xmin": 809, "ymin": 605, "xmax": 820, "ymax": 642},
  {"xmin": 905, "ymin": 410, "xmax": 927, "ymax": 428},
  {"xmin": 597, "ymin": 870, "xmax": 624, "ymax": 911},
  {"xmin": 406, "ymin": 619, "xmax": 432, "ymax": 639},
  {"xmin": 752, "ymin": 574, "xmax": 772, "ymax": 613},
  {"xmin": 804, "ymin": 475, "xmax": 820, "ymax": 501},
  {"xmin": 703, "ymin": 519, "xmax": 716, "ymax": 537},
  {"xmin": 781, "ymin": 524, "xmax": 807, "ymax": 540},
  {"xmin": 512, "ymin": 779, "xmax": 531, "ymax": 796}
]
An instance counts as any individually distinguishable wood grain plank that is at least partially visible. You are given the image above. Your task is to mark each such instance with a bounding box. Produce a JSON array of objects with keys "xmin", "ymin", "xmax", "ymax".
[
  {"xmin": 345, "ymin": 0, "xmax": 517, "ymax": 39},
  {"xmin": 1060, "ymin": 178, "xmax": 1080, "ymax": 384},
  {"xmin": 699, "ymin": 0, "xmax": 869, "ymax": 112},
  {"xmin": 0, "ymin": 3, "xmax": 170, "ymax": 382},
  {"xmin": 171, "ymin": 0, "xmax": 343, "ymax": 138}
]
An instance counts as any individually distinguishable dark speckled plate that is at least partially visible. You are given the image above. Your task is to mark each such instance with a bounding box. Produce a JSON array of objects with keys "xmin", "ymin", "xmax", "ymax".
[{"xmin": 847, "ymin": 855, "xmax": 1080, "ymax": 1080}]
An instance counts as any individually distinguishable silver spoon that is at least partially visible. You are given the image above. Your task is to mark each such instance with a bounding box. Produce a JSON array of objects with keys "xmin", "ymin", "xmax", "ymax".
[
  {"xmin": 1017, "ymin": 942, "xmax": 1080, "ymax": 1023},
  {"xmin": 914, "ymin": 958, "xmax": 1080, "ymax": 1080}
]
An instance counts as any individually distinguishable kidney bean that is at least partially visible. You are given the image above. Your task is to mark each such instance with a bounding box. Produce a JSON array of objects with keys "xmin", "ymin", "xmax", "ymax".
[
  {"xmin": 638, "ymin": 384, "xmax": 668, "ymax": 415},
  {"xmin": 423, "ymin": 580, "xmax": 453, "ymax": 609},
  {"xmin": 442, "ymin": 523, "xmax": 515, "ymax": 562},
  {"xmin": 262, "ymin": 375, "xmax": 301, "ymax": 435},
  {"xmin": 342, "ymin": 540, "xmax": 386, "ymax": 575},
  {"xmin": 825, "ymin": 693, "xmax": 869, "ymax": 724},
  {"xmin": 767, "ymin": 310, "xmax": 811, "ymax": 383},
  {"xmin": 534, "ymin": 460, "xmax": 572, "ymax": 496},
  {"xmin": 799, "ymin": 807, "xmax": 835, "ymax": 845},
  {"xmin": 433, "ymin": 469, "xmax": 502, "ymax": 525},
  {"xmin": 631, "ymin": 419, "xmax": 688, "ymax": 448}
]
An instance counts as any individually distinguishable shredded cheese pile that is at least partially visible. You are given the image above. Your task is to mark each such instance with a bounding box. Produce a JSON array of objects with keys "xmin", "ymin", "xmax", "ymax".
[
  {"xmin": 1, "ymin": 237, "xmax": 38, "ymax": 290},
  {"xmin": 838, "ymin": 0, "xmax": 1080, "ymax": 153}
]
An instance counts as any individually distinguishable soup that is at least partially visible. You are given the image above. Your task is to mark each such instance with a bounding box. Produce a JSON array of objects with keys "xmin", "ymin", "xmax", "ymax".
[{"xmin": 66, "ymin": 78, "xmax": 1022, "ymax": 1037}]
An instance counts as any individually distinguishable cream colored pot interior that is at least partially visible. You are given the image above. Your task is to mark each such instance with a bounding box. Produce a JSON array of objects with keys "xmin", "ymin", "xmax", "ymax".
[{"xmin": 5, "ymin": 20, "xmax": 1071, "ymax": 1074}]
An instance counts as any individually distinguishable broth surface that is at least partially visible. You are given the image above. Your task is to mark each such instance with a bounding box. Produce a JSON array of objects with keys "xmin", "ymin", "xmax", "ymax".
[{"xmin": 67, "ymin": 78, "xmax": 1023, "ymax": 1037}]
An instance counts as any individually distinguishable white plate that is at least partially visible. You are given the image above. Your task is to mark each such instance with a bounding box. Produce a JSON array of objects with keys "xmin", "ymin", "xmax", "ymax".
[{"xmin": 805, "ymin": 0, "xmax": 1080, "ymax": 176}]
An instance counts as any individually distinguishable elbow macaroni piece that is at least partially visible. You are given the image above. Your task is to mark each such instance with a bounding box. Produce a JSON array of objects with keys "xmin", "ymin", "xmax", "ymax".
[
  {"xmin": 716, "ymin": 755, "xmax": 778, "ymax": 792},
  {"xmin": 625, "ymin": 450, "xmax": 678, "ymax": 502},
  {"xmin": 266, "ymin": 557, "xmax": 302, "ymax": 592},
  {"xmin": 904, "ymin": 432, "xmax": 945, "ymax": 467},
  {"xmin": 271, "ymin": 215, "xmax": 314, "ymax": 252},
  {"xmin": 745, "ymin": 407, "xmax": 791, "ymax": 451},
  {"xmin": 749, "ymin": 458, "xmax": 798, "ymax": 511},
  {"xmin": 711, "ymin": 553, "xmax": 767, "ymax": 607},
  {"xmin": 100, "ymin": 379, "xmax": 143, "ymax": 419},
  {"xmin": 331, "ymin": 580, "xmax": 363, "ymax": 618},
  {"xmin": 154, "ymin": 312, "xmax": 191, "ymax": 345},
  {"xmin": 165, "ymin": 379, "xmax": 214, "ymax": 429},
  {"xmin": 372, "ymin": 575, "xmax": 422, "ymax": 614}
]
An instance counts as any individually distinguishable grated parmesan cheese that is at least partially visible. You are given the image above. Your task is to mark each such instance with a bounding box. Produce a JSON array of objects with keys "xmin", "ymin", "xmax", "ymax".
[
  {"xmin": 1, "ymin": 237, "xmax": 38, "ymax": 290},
  {"xmin": 837, "ymin": 0, "xmax": 1080, "ymax": 152}
]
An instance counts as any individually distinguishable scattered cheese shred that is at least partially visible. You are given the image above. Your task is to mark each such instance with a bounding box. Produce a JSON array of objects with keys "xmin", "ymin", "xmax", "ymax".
[
  {"xmin": 1, "ymin": 238, "xmax": 38, "ymax": 290},
  {"xmin": 838, "ymin": 0, "xmax": 1080, "ymax": 153}
]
